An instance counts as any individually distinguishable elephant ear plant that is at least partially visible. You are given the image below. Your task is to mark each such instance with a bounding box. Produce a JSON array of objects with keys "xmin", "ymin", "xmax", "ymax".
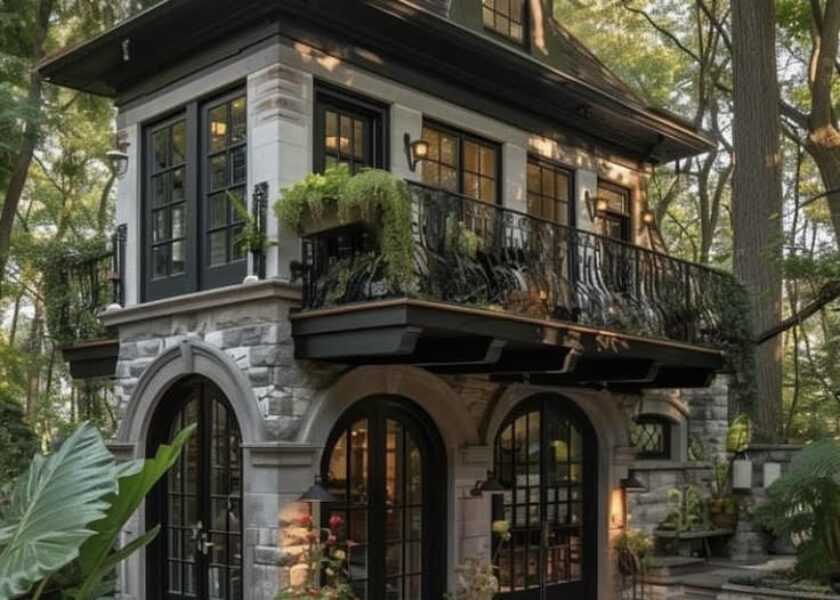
[{"xmin": 0, "ymin": 421, "xmax": 195, "ymax": 600}]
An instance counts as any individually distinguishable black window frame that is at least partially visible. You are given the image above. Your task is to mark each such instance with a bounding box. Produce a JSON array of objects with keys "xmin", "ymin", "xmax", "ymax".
[
  {"xmin": 420, "ymin": 120, "xmax": 503, "ymax": 206},
  {"xmin": 313, "ymin": 83, "xmax": 389, "ymax": 174},
  {"xmin": 631, "ymin": 415, "xmax": 673, "ymax": 460},
  {"xmin": 320, "ymin": 395, "xmax": 446, "ymax": 600},
  {"xmin": 526, "ymin": 155, "xmax": 576, "ymax": 227},
  {"xmin": 142, "ymin": 85, "xmax": 248, "ymax": 302},
  {"xmin": 482, "ymin": 0, "xmax": 530, "ymax": 47},
  {"xmin": 201, "ymin": 89, "xmax": 249, "ymax": 289},
  {"xmin": 596, "ymin": 180, "xmax": 632, "ymax": 243}
]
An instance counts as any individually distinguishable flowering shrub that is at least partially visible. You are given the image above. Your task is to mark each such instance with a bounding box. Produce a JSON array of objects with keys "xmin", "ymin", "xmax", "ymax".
[
  {"xmin": 276, "ymin": 512, "xmax": 359, "ymax": 600},
  {"xmin": 448, "ymin": 520, "xmax": 511, "ymax": 600}
]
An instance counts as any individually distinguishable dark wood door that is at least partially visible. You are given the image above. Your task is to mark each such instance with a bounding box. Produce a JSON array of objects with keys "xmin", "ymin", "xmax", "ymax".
[
  {"xmin": 493, "ymin": 395, "xmax": 598, "ymax": 600},
  {"xmin": 147, "ymin": 379, "xmax": 243, "ymax": 600}
]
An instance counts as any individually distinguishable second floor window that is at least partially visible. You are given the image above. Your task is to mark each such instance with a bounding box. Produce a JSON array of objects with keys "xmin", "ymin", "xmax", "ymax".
[
  {"xmin": 527, "ymin": 158, "xmax": 572, "ymax": 225},
  {"xmin": 314, "ymin": 85, "xmax": 387, "ymax": 173},
  {"xmin": 421, "ymin": 123, "xmax": 500, "ymax": 205},
  {"xmin": 144, "ymin": 87, "xmax": 247, "ymax": 302},
  {"xmin": 483, "ymin": 0, "xmax": 526, "ymax": 44},
  {"xmin": 597, "ymin": 182, "xmax": 631, "ymax": 242}
]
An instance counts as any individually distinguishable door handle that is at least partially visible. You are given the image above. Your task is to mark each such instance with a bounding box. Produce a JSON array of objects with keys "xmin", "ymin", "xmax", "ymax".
[{"xmin": 201, "ymin": 540, "xmax": 214, "ymax": 556}]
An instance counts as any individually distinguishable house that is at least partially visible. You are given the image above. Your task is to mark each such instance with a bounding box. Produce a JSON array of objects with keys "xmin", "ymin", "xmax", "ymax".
[{"xmin": 38, "ymin": 1, "xmax": 738, "ymax": 599}]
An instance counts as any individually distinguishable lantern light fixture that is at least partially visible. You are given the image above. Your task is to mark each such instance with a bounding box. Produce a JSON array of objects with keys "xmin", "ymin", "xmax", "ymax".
[
  {"xmin": 299, "ymin": 475, "xmax": 336, "ymax": 503},
  {"xmin": 470, "ymin": 470, "xmax": 508, "ymax": 497},
  {"xmin": 107, "ymin": 133, "xmax": 130, "ymax": 178},
  {"xmin": 404, "ymin": 133, "xmax": 430, "ymax": 172},
  {"xmin": 620, "ymin": 470, "xmax": 646, "ymax": 493},
  {"xmin": 642, "ymin": 209, "xmax": 656, "ymax": 226}
]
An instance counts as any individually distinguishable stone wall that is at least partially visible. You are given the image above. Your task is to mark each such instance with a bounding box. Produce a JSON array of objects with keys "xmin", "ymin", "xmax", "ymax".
[{"xmin": 113, "ymin": 295, "xmax": 343, "ymax": 441}]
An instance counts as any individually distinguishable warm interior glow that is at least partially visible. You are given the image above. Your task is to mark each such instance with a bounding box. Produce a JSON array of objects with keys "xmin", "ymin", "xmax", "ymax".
[
  {"xmin": 642, "ymin": 210, "xmax": 655, "ymax": 225},
  {"xmin": 325, "ymin": 136, "xmax": 351, "ymax": 152},
  {"xmin": 411, "ymin": 139, "xmax": 429, "ymax": 159},
  {"xmin": 211, "ymin": 121, "xmax": 227, "ymax": 137},
  {"xmin": 595, "ymin": 198, "xmax": 609, "ymax": 214},
  {"xmin": 610, "ymin": 488, "xmax": 625, "ymax": 528}
]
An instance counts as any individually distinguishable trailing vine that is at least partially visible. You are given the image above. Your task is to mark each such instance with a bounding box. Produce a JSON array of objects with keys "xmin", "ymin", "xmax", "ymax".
[
  {"xmin": 34, "ymin": 237, "xmax": 111, "ymax": 346},
  {"xmin": 276, "ymin": 167, "xmax": 414, "ymax": 292}
]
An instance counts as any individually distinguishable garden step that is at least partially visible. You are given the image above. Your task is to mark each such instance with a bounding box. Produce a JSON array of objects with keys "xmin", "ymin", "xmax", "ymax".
[{"xmin": 647, "ymin": 556, "xmax": 708, "ymax": 578}]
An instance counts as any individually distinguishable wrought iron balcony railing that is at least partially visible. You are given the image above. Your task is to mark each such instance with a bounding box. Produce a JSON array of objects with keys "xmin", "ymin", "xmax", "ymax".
[
  {"xmin": 47, "ymin": 225, "xmax": 126, "ymax": 346},
  {"xmin": 301, "ymin": 182, "xmax": 739, "ymax": 348}
]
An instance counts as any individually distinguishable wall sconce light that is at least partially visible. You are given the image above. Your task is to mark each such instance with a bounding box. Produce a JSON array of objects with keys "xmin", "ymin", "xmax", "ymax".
[
  {"xmin": 584, "ymin": 191, "xmax": 608, "ymax": 221},
  {"xmin": 404, "ymin": 132, "xmax": 429, "ymax": 172},
  {"xmin": 299, "ymin": 475, "xmax": 337, "ymax": 503},
  {"xmin": 470, "ymin": 470, "xmax": 508, "ymax": 497},
  {"xmin": 620, "ymin": 470, "xmax": 646, "ymax": 493},
  {"xmin": 106, "ymin": 133, "xmax": 130, "ymax": 178},
  {"xmin": 641, "ymin": 209, "xmax": 656, "ymax": 226}
]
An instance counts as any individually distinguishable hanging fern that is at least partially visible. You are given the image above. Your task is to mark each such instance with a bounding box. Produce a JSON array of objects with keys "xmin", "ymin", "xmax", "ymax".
[
  {"xmin": 276, "ymin": 165, "xmax": 351, "ymax": 232},
  {"xmin": 754, "ymin": 440, "xmax": 840, "ymax": 577}
]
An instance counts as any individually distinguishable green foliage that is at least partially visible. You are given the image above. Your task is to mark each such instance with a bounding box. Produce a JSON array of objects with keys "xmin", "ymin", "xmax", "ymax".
[
  {"xmin": 276, "ymin": 165, "xmax": 352, "ymax": 232},
  {"xmin": 0, "ymin": 422, "xmax": 119, "ymax": 599},
  {"xmin": 33, "ymin": 237, "xmax": 111, "ymax": 346},
  {"xmin": 658, "ymin": 485, "xmax": 709, "ymax": 533},
  {"xmin": 276, "ymin": 167, "xmax": 415, "ymax": 291},
  {"xmin": 0, "ymin": 396, "xmax": 38, "ymax": 485},
  {"xmin": 0, "ymin": 421, "xmax": 194, "ymax": 600},
  {"xmin": 340, "ymin": 169, "xmax": 413, "ymax": 291},
  {"xmin": 754, "ymin": 441, "xmax": 840, "ymax": 577},
  {"xmin": 614, "ymin": 529, "xmax": 653, "ymax": 575}
]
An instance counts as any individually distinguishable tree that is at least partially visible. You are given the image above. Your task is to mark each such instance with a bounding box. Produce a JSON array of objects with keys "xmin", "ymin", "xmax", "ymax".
[{"xmin": 731, "ymin": 0, "xmax": 784, "ymax": 441}]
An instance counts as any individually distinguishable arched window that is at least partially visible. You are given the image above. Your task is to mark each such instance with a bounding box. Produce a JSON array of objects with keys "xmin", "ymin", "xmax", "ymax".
[
  {"xmin": 493, "ymin": 394, "xmax": 597, "ymax": 599},
  {"xmin": 322, "ymin": 396, "xmax": 446, "ymax": 600},
  {"xmin": 631, "ymin": 415, "xmax": 673, "ymax": 460}
]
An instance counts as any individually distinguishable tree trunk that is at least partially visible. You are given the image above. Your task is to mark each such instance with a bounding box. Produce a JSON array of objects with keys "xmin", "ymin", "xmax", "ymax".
[
  {"xmin": 732, "ymin": 0, "xmax": 783, "ymax": 441},
  {"xmin": 25, "ymin": 295, "xmax": 44, "ymax": 416}
]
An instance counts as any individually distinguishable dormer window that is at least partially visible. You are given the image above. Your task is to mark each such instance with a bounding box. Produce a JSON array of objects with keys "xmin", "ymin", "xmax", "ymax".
[{"xmin": 482, "ymin": 0, "xmax": 526, "ymax": 45}]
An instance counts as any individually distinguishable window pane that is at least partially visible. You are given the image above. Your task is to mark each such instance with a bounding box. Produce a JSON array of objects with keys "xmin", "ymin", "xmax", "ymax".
[
  {"xmin": 153, "ymin": 209, "xmax": 167, "ymax": 243},
  {"xmin": 440, "ymin": 134, "xmax": 456, "ymax": 167},
  {"xmin": 353, "ymin": 119, "xmax": 364, "ymax": 159},
  {"xmin": 464, "ymin": 141, "xmax": 479, "ymax": 173},
  {"xmin": 339, "ymin": 115, "xmax": 352, "ymax": 154},
  {"xmin": 171, "ymin": 121, "xmax": 186, "ymax": 165},
  {"xmin": 171, "ymin": 204, "xmax": 185, "ymax": 238},
  {"xmin": 171, "ymin": 167, "xmax": 185, "ymax": 203},
  {"xmin": 230, "ymin": 97, "xmax": 246, "ymax": 145},
  {"xmin": 232, "ymin": 225, "xmax": 246, "ymax": 261},
  {"xmin": 441, "ymin": 164, "xmax": 457, "ymax": 191},
  {"xmin": 480, "ymin": 177, "xmax": 495, "ymax": 203},
  {"xmin": 153, "ymin": 245, "xmax": 169, "ymax": 279},
  {"xmin": 209, "ymin": 104, "xmax": 228, "ymax": 152},
  {"xmin": 153, "ymin": 129, "xmax": 169, "ymax": 170},
  {"xmin": 209, "ymin": 231, "xmax": 227, "ymax": 266},
  {"xmin": 210, "ymin": 154, "xmax": 227, "ymax": 191},
  {"xmin": 423, "ymin": 128, "xmax": 439, "ymax": 161},
  {"xmin": 480, "ymin": 146, "xmax": 495, "ymax": 177},
  {"xmin": 171, "ymin": 240, "xmax": 185, "ymax": 274},
  {"xmin": 209, "ymin": 193, "xmax": 227, "ymax": 229},
  {"xmin": 464, "ymin": 172, "xmax": 479, "ymax": 199},
  {"xmin": 231, "ymin": 146, "xmax": 246, "ymax": 185},
  {"xmin": 153, "ymin": 174, "xmax": 168, "ymax": 207}
]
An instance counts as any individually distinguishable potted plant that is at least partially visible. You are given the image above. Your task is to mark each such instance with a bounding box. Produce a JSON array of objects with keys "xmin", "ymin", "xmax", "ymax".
[
  {"xmin": 448, "ymin": 520, "xmax": 511, "ymax": 600},
  {"xmin": 276, "ymin": 165, "xmax": 354, "ymax": 235},
  {"xmin": 615, "ymin": 528, "xmax": 653, "ymax": 576},
  {"xmin": 707, "ymin": 458, "xmax": 740, "ymax": 529}
]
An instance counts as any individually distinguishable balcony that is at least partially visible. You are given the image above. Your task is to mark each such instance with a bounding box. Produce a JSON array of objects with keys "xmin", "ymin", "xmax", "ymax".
[
  {"xmin": 50, "ymin": 226, "xmax": 125, "ymax": 380},
  {"xmin": 290, "ymin": 182, "xmax": 737, "ymax": 388}
]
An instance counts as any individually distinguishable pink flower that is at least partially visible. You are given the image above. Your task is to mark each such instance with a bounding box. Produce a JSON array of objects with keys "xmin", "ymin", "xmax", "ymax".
[
  {"xmin": 328, "ymin": 514, "xmax": 344, "ymax": 528},
  {"xmin": 327, "ymin": 534, "xmax": 337, "ymax": 543},
  {"xmin": 299, "ymin": 513, "xmax": 313, "ymax": 527}
]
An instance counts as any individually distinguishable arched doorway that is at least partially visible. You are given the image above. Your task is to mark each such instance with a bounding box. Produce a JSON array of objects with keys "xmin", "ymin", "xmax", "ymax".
[
  {"xmin": 146, "ymin": 376, "xmax": 243, "ymax": 600},
  {"xmin": 493, "ymin": 394, "xmax": 598, "ymax": 600},
  {"xmin": 321, "ymin": 395, "xmax": 446, "ymax": 600}
]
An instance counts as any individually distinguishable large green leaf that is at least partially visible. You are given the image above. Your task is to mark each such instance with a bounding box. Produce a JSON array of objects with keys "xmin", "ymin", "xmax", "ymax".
[
  {"xmin": 0, "ymin": 422, "xmax": 119, "ymax": 600},
  {"xmin": 72, "ymin": 424, "xmax": 196, "ymax": 600}
]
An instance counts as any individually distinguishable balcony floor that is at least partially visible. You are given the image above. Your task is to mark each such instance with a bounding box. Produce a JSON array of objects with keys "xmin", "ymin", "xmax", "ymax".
[{"xmin": 290, "ymin": 298, "xmax": 725, "ymax": 390}]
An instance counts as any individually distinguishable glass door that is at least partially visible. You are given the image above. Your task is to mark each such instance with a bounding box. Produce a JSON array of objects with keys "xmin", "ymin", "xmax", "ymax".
[
  {"xmin": 493, "ymin": 395, "xmax": 597, "ymax": 600},
  {"xmin": 148, "ymin": 379, "xmax": 242, "ymax": 600}
]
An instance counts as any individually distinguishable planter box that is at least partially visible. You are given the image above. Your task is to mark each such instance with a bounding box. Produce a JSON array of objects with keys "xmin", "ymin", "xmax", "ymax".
[{"xmin": 298, "ymin": 199, "xmax": 364, "ymax": 236}]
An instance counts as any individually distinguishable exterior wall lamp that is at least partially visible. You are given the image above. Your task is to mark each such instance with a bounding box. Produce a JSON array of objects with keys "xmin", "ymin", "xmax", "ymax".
[
  {"xmin": 299, "ymin": 475, "xmax": 337, "ymax": 503},
  {"xmin": 106, "ymin": 133, "xmax": 130, "ymax": 178},
  {"xmin": 404, "ymin": 132, "xmax": 429, "ymax": 172},
  {"xmin": 620, "ymin": 470, "xmax": 646, "ymax": 493},
  {"xmin": 470, "ymin": 470, "xmax": 508, "ymax": 496},
  {"xmin": 584, "ymin": 191, "xmax": 608, "ymax": 221},
  {"xmin": 641, "ymin": 209, "xmax": 656, "ymax": 226}
]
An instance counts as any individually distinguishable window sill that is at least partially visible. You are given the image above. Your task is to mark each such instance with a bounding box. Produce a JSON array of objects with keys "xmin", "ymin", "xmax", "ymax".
[
  {"xmin": 101, "ymin": 278, "xmax": 301, "ymax": 328},
  {"xmin": 629, "ymin": 460, "xmax": 712, "ymax": 471}
]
